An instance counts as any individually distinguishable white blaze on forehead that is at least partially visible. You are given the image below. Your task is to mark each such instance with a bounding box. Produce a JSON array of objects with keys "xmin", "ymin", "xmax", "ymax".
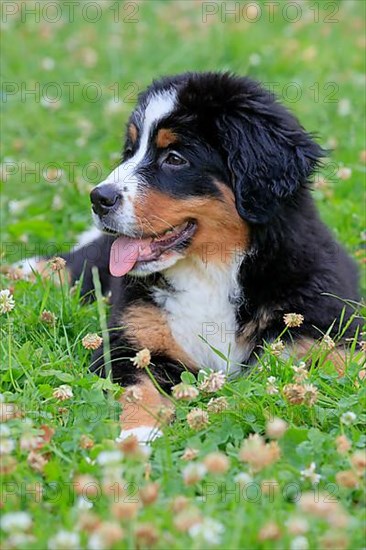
[
  {"xmin": 95, "ymin": 89, "xmax": 177, "ymax": 233},
  {"xmin": 135, "ymin": 89, "xmax": 177, "ymax": 164}
]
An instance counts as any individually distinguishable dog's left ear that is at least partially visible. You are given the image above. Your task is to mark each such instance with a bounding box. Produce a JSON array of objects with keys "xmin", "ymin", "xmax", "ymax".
[{"xmin": 216, "ymin": 98, "xmax": 324, "ymax": 224}]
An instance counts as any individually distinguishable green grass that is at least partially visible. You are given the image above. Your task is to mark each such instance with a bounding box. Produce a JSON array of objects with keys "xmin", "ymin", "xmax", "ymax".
[{"xmin": 1, "ymin": 1, "xmax": 365, "ymax": 549}]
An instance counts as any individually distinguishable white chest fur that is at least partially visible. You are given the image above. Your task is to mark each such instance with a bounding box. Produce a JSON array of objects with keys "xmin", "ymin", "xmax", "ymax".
[{"xmin": 152, "ymin": 259, "xmax": 249, "ymax": 375}]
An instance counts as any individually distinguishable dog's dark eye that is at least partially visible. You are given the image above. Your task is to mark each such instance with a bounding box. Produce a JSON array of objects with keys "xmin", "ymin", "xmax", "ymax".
[{"xmin": 164, "ymin": 152, "xmax": 187, "ymax": 167}]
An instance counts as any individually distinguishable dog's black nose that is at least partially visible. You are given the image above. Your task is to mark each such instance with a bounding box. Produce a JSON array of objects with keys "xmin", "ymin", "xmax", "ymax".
[{"xmin": 90, "ymin": 184, "xmax": 120, "ymax": 216}]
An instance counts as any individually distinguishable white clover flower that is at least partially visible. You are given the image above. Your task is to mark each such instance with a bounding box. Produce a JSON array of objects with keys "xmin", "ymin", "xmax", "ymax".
[
  {"xmin": 104, "ymin": 98, "xmax": 124, "ymax": 115},
  {"xmin": 182, "ymin": 462, "xmax": 207, "ymax": 485},
  {"xmin": 8, "ymin": 200, "xmax": 23, "ymax": 214},
  {"xmin": 96, "ymin": 450, "xmax": 123, "ymax": 466},
  {"xmin": 290, "ymin": 536, "xmax": 309, "ymax": 550},
  {"xmin": 266, "ymin": 417, "xmax": 288, "ymax": 439},
  {"xmin": 189, "ymin": 517, "xmax": 225, "ymax": 545},
  {"xmin": 234, "ymin": 472, "xmax": 253, "ymax": 486},
  {"xmin": 0, "ymin": 511, "xmax": 32, "ymax": 532},
  {"xmin": 88, "ymin": 533, "xmax": 105, "ymax": 550},
  {"xmin": 199, "ymin": 371, "xmax": 226, "ymax": 393},
  {"xmin": 76, "ymin": 495, "xmax": 93, "ymax": 511},
  {"xmin": 249, "ymin": 53, "xmax": 261, "ymax": 66},
  {"xmin": 292, "ymin": 362, "xmax": 308, "ymax": 382},
  {"xmin": 337, "ymin": 98, "xmax": 351, "ymax": 117},
  {"xmin": 48, "ymin": 531, "xmax": 80, "ymax": 550},
  {"xmin": 0, "ymin": 289, "xmax": 15, "ymax": 314},
  {"xmin": 6, "ymin": 534, "xmax": 36, "ymax": 547},
  {"xmin": 130, "ymin": 348, "xmax": 151, "ymax": 368},
  {"xmin": 0, "ymin": 424, "xmax": 11, "ymax": 437},
  {"xmin": 283, "ymin": 313, "xmax": 304, "ymax": 328},
  {"xmin": 266, "ymin": 376, "xmax": 279, "ymax": 395},
  {"xmin": 40, "ymin": 97, "xmax": 62, "ymax": 111},
  {"xmin": 52, "ymin": 385, "xmax": 73, "ymax": 401},
  {"xmin": 341, "ymin": 411, "xmax": 357, "ymax": 426},
  {"xmin": 0, "ymin": 437, "xmax": 15, "ymax": 455},
  {"xmin": 300, "ymin": 462, "xmax": 321, "ymax": 485},
  {"xmin": 172, "ymin": 383, "xmax": 199, "ymax": 401},
  {"xmin": 41, "ymin": 57, "xmax": 55, "ymax": 70}
]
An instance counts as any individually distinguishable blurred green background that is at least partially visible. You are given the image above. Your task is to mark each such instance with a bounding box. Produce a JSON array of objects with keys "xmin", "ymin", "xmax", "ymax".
[{"xmin": 1, "ymin": 0, "xmax": 365, "ymax": 287}]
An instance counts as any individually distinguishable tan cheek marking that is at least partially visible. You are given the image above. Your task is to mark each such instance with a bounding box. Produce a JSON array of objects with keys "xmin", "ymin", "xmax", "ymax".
[
  {"xmin": 122, "ymin": 304, "xmax": 196, "ymax": 371},
  {"xmin": 134, "ymin": 185, "xmax": 250, "ymax": 265},
  {"xmin": 156, "ymin": 128, "xmax": 177, "ymax": 148},
  {"xmin": 119, "ymin": 376, "xmax": 173, "ymax": 430},
  {"xmin": 128, "ymin": 123, "xmax": 138, "ymax": 144}
]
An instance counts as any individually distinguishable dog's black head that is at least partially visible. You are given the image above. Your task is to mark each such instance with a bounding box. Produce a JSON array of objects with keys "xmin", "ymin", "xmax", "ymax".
[{"xmin": 90, "ymin": 72, "xmax": 324, "ymax": 276}]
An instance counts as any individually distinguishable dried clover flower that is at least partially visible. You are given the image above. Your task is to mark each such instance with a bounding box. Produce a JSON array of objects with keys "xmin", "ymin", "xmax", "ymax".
[
  {"xmin": 181, "ymin": 448, "xmax": 199, "ymax": 461},
  {"xmin": 135, "ymin": 523, "xmax": 159, "ymax": 547},
  {"xmin": 335, "ymin": 435, "xmax": 351, "ymax": 455},
  {"xmin": 182, "ymin": 462, "xmax": 207, "ymax": 485},
  {"xmin": 270, "ymin": 340, "xmax": 285, "ymax": 357},
  {"xmin": 322, "ymin": 334, "xmax": 336, "ymax": 350},
  {"xmin": 283, "ymin": 383, "xmax": 306, "ymax": 405},
  {"xmin": 207, "ymin": 397, "xmax": 229, "ymax": 413},
  {"xmin": 80, "ymin": 435, "xmax": 94, "ymax": 449},
  {"xmin": 53, "ymin": 385, "xmax": 73, "ymax": 401},
  {"xmin": 203, "ymin": 452, "xmax": 230, "ymax": 474},
  {"xmin": 266, "ymin": 417, "xmax": 288, "ymax": 439},
  {"xmin": 27, "ymin": 451, "xmax": 48, "ymax": 473},
  {"xmin": 172, "ymin": 383, "xmax": 199, "ymax": 401},
  {"xmin": 40, "ymin": 310, "xmax": 57, "ymax": 326},
  {"xmin": 123, "ymin": 386, "xmax": 143, "ymax": 403},
  {"xmin": 111, "ymin": 501, "xmax": 139, "ymax": 520},
  {"xmin": 283, "ymin": 313, "xmax": 304, "ymax": 328},
  {"xmin": 350, "ymin": 450, "xmax": 366, "ymax": 474},
  {"xmin": 130, "ymin": 348, "xmax": 151, "ymax": 368},
  {"xmin": 118, "ymin": 434, "xmax": 140, "ymax": 456},
  {"xmin": 302, "ymin": 383, "xmax": 318, "ymax": 406},
  {"xmin": 239, "ymin": 433, "xmax": 281, "ymax": 472},
  {"xmin": 186, "ymin": 408, "xmax": 209, "ymax": 430},
  {"xmin": 48, "ymin": 256, "xmax": 66, "ymax": 271},
  {"xmin": 292, "ymin": 362, "xmax": 309, "ymax": 383},
  {"xmin": 139, "ymin": 482, "xmax": 159, "ymax": 506},
  {"xmin": 335, "ymin": 470, "xmax": 359, "ymax": 489},
  {"xmin": 266, "ymin": 376, "xmax": 279, "ymax": 395},
  {"xmin": 199, "ymin": 371, "xmax": 226, "ymax": 393},
  {"xmin": 258, "ymin": 522, "xmax": 281, "ymax": 541},
  {"xmin": 82, "ymin": 333, "xmax": 103, "ymax": 350}
]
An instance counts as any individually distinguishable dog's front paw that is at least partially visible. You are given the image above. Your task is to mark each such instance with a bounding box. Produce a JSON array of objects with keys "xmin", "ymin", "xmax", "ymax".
[{"xmin": 116, "ymin": 425, "xmax": 163, "ymax": 446}]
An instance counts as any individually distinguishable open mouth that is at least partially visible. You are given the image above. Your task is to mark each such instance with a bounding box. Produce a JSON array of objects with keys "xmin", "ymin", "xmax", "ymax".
[{"xmin": 108, "ymin": 220, "xmax": 197, "ymax": 276}]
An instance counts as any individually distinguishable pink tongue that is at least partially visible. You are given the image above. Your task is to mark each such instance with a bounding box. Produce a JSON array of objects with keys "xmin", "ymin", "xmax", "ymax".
[{"xmin": 110, "ymin": 236, "xmax": 153, "ymax": 277}]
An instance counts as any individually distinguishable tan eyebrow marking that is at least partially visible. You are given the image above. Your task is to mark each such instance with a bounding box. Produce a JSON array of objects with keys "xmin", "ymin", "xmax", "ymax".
[
  {"xmin": 128, "ymin": 123, "xmax": 138, "ymax": 144},
  {"xmin": 156, "ymin": 128, "xmax": 178, "ymax": 148}
]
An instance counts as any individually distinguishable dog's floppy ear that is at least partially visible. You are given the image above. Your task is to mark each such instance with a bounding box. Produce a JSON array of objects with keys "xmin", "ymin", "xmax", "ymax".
[{"xmin": 216, "ymin": 93, "xmax": 324, "ymax": 224}]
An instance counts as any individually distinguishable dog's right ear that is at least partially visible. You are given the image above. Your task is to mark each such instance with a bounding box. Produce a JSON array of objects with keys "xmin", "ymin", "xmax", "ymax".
[{"xmin": 215, "ymin": 82, "xmax": 324, "ymax": 224}]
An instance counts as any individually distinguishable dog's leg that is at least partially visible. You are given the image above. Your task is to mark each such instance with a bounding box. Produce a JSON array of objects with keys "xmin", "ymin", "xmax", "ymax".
[
  {"xmin": 288, "ymin": 337, "xmax": 364, "ymax": 375},
  {"xmin": 90, "ymin": 332, "xmax": 186, "ymax": 444},
  {"xmin": 117, "ymin": 376, "xmax": 174, "ymax": 444}
]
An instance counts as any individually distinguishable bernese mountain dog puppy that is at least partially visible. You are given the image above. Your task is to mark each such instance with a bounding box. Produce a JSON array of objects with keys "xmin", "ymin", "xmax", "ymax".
[{"xmin": 28, "ymin": 72, "xmax": 363, "ymax": 442}]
